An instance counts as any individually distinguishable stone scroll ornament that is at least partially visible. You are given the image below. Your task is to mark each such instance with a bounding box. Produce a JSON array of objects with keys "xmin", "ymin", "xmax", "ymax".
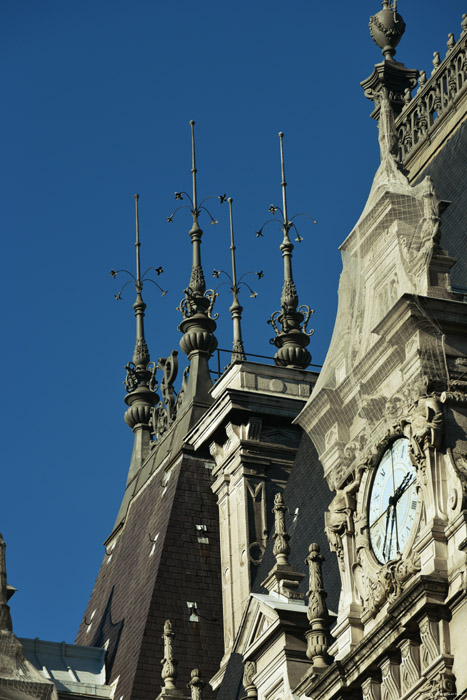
[{"xmin": 242, "ymin": 661, "xmax": 258, "ymax": 699}]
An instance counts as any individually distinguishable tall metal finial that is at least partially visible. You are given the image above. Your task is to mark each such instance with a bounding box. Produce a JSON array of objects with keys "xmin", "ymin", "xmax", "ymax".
[
  {"xmin": 0, "ymin": 533, "xmax": 13, "ymax": 632},
  {"xmin": 110, "ymin": 195, "xmax": 163, "ymax": 412},
  {"xmin": 305, "ymin": 543, "xmax": 332, "ymax": 668},
  {"xmin": 161, "ymin": 620, "xmax": 178, "ymax": 692},
  {"xmin": 257, "ymin": 132, "xmax": 315, "ymax": 370},
  {"xmin": 169, "ymin": 122, "xmax": 223, "ymax": 404},
  {"xmin": 111, "ymin": 196, "xmax": 164, "ymax": 479},
  {"xmin": 213, "ymin": 197, "xmax": 263, "ymax": 363}
]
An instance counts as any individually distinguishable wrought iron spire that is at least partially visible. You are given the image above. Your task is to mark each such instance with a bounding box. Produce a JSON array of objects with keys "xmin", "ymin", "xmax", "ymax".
[
  {"xmin": 228, "ymin": 198, "xmax": 245, "ymax": 362},
  {"xmin": 213, "ymin": 197, "xmax": 263, "ymax": 363},
  {"xmin": 258, "ymin": 132, "xmax": 315, "ymax": 370},
  {"xmin": 170, "ymin": 121, "xmax": 220, "ymax": 405},
  {"xmin": 111, "ymin": 195, "xmax": 163, "ymax": 481},
  {"xmin": 0, "ymin": 533, "xmax": 13, "ymax": 632}
]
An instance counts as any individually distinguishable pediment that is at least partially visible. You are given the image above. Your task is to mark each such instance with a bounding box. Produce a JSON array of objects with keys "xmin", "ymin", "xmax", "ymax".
[{"xmin": 234, "ymin": 595, "xmax": 279, "ymax": 656}]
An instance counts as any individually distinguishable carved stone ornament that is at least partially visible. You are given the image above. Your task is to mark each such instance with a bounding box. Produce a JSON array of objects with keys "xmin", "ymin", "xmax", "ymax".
[
  {"xmin": 325, "ymin": 467, "xmax": 364, "ymax": 567},
  {"xmin": 272, "ymin": 492, "xmax": 290, "ymax": 565},
  {"xmin": 161, "ymin": 619, "xmax": 178, "ymax": 691},
  {"xmin": 188, "ymin": 669, "xmax": 205, "ymax": 700},
  {"xmin": 242, "ymin": 660, "xmax": 258, "ymax": 699},
  {"xmin": 361, "ymin": 551, "xmax": 421, "ymax": 618}
]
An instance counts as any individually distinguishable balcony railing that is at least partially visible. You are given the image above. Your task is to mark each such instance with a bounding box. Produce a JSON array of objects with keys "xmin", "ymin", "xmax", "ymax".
[{"xmin": 395, "ymin": 23, "xmax": 466, "ymax": 164}]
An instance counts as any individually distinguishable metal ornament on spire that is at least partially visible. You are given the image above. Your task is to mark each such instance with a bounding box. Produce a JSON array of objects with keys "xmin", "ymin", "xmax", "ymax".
[
  {"xmin": 257, "ymin": 132, "xmax": 315, "ymax": 370},
  {"xmin": 212, "ymin": 197, "xmax": 263, "ymax": 363},
  {"xmin": 110, "ymin": 195, "xmax": 163, "ymax": 431},
  {"xmin": 0, "ymin": 533, "xmax": 13, "ymax": 632},
  {"xmin": 169, "ymin": 121, "xmax": 221, "ymax": 375}
]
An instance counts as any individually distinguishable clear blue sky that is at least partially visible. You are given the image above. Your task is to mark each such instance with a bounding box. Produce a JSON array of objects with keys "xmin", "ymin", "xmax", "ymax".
[{"xmin": 2, "ymin": 0, "xmax": 464, "ymax": 643}]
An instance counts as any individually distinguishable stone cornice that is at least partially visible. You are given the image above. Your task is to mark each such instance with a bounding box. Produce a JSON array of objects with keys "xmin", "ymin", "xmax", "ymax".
[{"xmin": 295, "ymin": 576, "xmax": 450, "ymax": 698}]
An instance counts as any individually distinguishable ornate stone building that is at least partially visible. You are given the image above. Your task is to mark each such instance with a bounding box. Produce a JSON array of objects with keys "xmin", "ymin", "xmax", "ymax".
[{"xmin": 1, "ymin": 4, "xmax": 466, "ymax": 700}]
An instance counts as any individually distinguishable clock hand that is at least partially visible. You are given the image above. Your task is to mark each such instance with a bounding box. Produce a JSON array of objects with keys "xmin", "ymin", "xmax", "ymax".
[
  {"xmin": 392, "ymin": 472, "xmax": 413, "ymax": 504},
  {"xmin": 382, "ymin": 504, "xmax": 392, "ymax": 561},
  {"xmin": 388, "ymin": 505, "xmax": 397, "ymax": 559}
]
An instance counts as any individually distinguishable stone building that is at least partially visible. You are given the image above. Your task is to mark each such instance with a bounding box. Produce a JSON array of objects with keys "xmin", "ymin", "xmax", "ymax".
[{"xmin": 1, "ymin": 3, "xmax": 466, "ymax": 700}]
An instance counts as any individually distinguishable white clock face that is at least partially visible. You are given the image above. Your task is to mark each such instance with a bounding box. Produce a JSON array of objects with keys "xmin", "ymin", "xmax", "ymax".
[{"xmin": 369, "ymin": 438, "xmax": 417, "ymax": 564}]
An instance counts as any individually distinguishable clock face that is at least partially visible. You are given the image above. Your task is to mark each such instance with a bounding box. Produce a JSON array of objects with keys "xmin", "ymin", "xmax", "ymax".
[{"xmin": 368, "ymin": 438, "xmax": 417, "ymax": 564}]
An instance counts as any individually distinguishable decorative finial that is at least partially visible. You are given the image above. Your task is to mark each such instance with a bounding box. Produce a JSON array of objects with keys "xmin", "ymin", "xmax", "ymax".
[
  {"xmin": 462, "ymin": 14, "xmax": 467, "ymax": 36},
  {"xmin": 242, "ymin": 661, "xmax": 258, "ymax": 699},
  {"xmin": 446, "ymin": 33, "xmax": 455, "ymax": 57},
  {"xmin": 212, "ymin": 197, "xmax": 263, "ymax": 363},
  {"xmin": 188, "ymin": 669, "xmax": 205, "ymax": 700},
  {"xmin": 361, "ymin": 2, "xmax": 417, "ymax": 120},
  {"xmin": 111, "ymin": 196, "xmax": 164, "ymax": 480},
  {"xmin": 161, "ymin": 620, "xmax": 178, "ymax": 691},
  {"xmin": 0, "ymin": 533, "xmax": 13, "ymax": 632},
  {"xmin": 369, "ymin": 1, "xmax": 406, "ymax": 61},
  {"xmin": 111, "ymin": 195, "xmax": 162, "ymax": 431},
  {"xmin": 305, "ymin": 543, "xmax": 332, "ymax": 668},
  {"xmin": 261, "ymin": 492, "xmax": 305, "ymax": 598},
  {"xmin": 257, "ymin": 132, "xmax": 315, "ymax": 370},
  {"xmin": 169, "ymin": 122, "xmax": 221, "ymax": 401},
  {"xmin": 432, "ymin": 51, "xmax": 441, "ymax": 74},
  {"xmin": 272, "ymin": 492, "xmax": 290, "ymax": 566}
]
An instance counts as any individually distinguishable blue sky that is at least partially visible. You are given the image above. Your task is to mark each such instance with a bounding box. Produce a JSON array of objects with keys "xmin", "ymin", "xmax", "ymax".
[{"xmin": 2, "ymin": 0, "xmax": 465, "ymax": 642}]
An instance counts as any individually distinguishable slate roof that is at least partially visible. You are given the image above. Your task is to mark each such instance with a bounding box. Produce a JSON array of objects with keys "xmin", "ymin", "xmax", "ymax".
[{"xmin": 76, "ymin": 449, "xmax": 223, "ymax": 700}]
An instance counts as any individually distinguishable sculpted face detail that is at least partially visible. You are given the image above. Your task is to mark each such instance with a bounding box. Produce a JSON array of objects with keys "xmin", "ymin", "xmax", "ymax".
[{"xmin": 369, "ymin": 438, "xmax": 417, "ymax": 564}]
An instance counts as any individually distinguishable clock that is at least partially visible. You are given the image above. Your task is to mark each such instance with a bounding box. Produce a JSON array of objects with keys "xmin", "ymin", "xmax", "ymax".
[{"xmin": 368, "ymin": 438, "xmax": 418, "ymax": 564}]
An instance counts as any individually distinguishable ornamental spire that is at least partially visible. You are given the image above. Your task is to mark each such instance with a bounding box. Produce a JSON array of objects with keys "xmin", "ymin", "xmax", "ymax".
[
  {"xmin": 169, "ymin": 121, "xmax": 221, "ymax": 405},
  {"xmin": 258, "ymin": 132, "xmax": 315, "ymax": 369},
  {"xmin": 213, "ymin": 197, "xmax": 263, "ymax": 363},
  {"xmin": 0, "ymin": 533, "xmax": 13, "ymax": 632},
  {"xmin": 111, "ymin": 195, "xmax": 164, "ymax": 481}
]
